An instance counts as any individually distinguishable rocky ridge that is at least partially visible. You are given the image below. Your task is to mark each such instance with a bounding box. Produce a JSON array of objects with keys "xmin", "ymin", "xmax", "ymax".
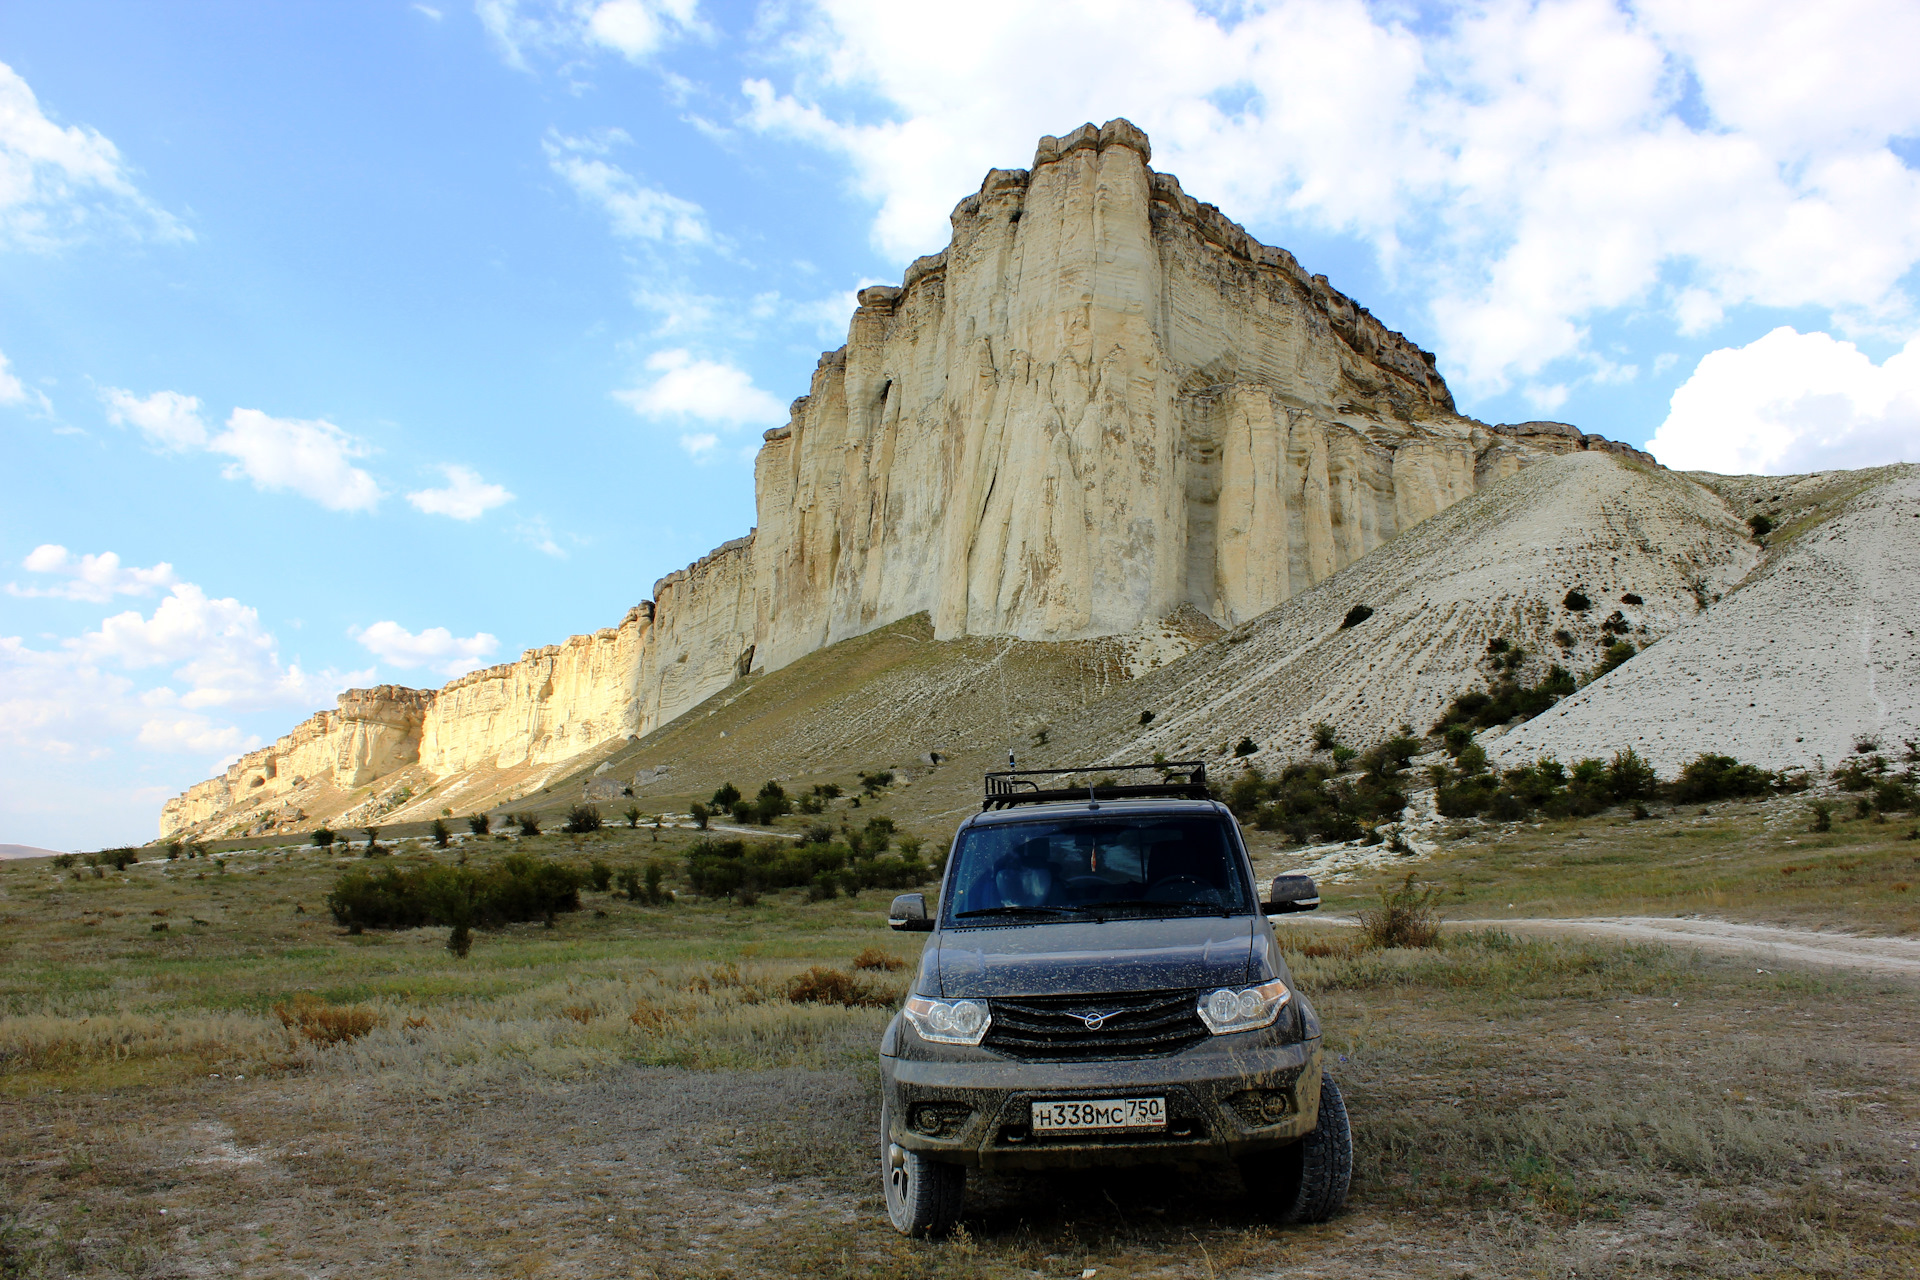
[{"xmin": 160, "ymin": 119, "xmax": 1647, "ymax": 839}]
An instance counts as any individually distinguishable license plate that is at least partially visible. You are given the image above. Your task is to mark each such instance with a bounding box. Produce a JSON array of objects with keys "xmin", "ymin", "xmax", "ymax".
[{"xmin": 1030, "ymin": 1097, "xmax": 1167, "ymax": 1132}]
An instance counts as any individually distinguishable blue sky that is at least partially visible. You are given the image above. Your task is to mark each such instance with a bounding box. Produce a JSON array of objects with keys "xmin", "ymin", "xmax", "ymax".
[{"xmin": 3, "ymin": 0, "xmax": 1917, "ymax": 850}]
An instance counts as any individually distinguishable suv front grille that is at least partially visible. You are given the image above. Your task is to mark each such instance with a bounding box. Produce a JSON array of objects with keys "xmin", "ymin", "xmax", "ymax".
[{"xmin": 984, "ymin": 989, "xmax": 1209, "ymax": 1060}]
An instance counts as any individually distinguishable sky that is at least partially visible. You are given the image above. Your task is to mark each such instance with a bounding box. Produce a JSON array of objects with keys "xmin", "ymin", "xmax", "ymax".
[{"xmin": 3, "ymin": 0, "xmax": 1918, "ymax": 852}]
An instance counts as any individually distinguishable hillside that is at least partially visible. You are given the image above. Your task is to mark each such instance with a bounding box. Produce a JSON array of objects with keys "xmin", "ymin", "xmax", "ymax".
[
  {"xmin": 1042, "ymin": 450, "xmax": 1756, "ymax": 770},
  {"xmin": 1495, "ymin": 464, "xmax": 1919, "ymax": 771}
]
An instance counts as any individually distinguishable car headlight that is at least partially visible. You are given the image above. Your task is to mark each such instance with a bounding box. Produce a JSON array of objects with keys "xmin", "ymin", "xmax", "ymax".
[
  {"xmin": 1197, "ymin": 978, "xmax": 1291, "ymax": 1034},
  {"xmin": 903, "ymin": 996, "xmax": 991, "ymax": 1046}
]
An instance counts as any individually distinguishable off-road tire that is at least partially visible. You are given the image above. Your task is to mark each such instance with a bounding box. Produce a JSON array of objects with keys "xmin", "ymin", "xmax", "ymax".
[
  {"xmin": 881, "ymin": 1098, "xmax": 965, "ymax": 1237},
  {"xmin": 1243, "ymin": 1072, "xmax": 1352, "ymax": 1224}
]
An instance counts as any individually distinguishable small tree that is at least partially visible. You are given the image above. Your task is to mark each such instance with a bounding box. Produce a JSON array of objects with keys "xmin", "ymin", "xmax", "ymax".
[
  {"xmin": 858, "ymin": 770, "xmax": 895, "ymax": 796},
  {"xmin": 623, "ymin": 805, "xmax": 642, "ymax": 829},
  {"xmin": 711, "ymin": 782, "xmax": 742, "ymax": 810},
  {"xmin": 643, "ymin": 862, "xmax": 668, "ymax": 906},
  {"xmin": 468, "ymin": 813, "xmax": 491, "ymax": 836},
  {"xmin": 587, "ymin": 859, "xmax": 613, "ymax": 892},
  {"xmin": 363, "ymin": 827, "xmax": 380, "ymax": 853},
  {"xmin": 689, "ymin": 802, "xmax": 711, "ymax": 830},
  {"xmin": 516, "ymin": 813, "xmax": 542, "ymax": 837},
  {"xmin": 447, "ymin": 922, "xmax": 473, "ymax": 958},
  {"xmin": 1311, "ymin": 722, "xmax": 1338, "ymax": 750},
  {"xmin": 430, "ymin": 819, "xmax": 450, "ymax": 848},
  {"xmin": 312, "ymin": 827, "xmax": 336, "ymax": 849},
  {"xmin": 1234, "ymin": 737, "xmax": 1259, "ymax": 757},
  {"xmin": 754, "ymin": 781, "xmax": 791, "ymax": 823},
  {"xmin": 563, "ymin": 804, "xmax": 603, "ymax": 834}
]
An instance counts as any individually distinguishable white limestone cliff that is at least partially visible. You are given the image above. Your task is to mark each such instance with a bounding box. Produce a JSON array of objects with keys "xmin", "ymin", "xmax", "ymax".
[{"xmin": 159, "ymin": 119, "xmax": 1646, "ymax": 837}]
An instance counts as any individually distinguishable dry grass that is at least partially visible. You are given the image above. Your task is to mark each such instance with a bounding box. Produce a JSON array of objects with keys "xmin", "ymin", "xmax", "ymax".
[
  {"xmin": 272, "ymin": 994, "xmax": 382, "ymax": 1046},
  {"xmin": 2, "ymin": 825, "xmax": 1917, "ymax": 1278}
]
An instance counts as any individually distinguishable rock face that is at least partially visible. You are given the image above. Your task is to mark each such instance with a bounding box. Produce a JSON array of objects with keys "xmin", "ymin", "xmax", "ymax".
[
  {"xmin": 159, "ymin": 118, "xmax": 1645, "ymax": 837},
  {"xmin": 160, "ymin": 686, "xmax": 434, "ymax": 833}
]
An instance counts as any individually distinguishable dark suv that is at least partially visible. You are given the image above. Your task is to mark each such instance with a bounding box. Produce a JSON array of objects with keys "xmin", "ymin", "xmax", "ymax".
[{"xmin": 879, "ymin": 763, "xmax": 1350, "ymax": 1236}]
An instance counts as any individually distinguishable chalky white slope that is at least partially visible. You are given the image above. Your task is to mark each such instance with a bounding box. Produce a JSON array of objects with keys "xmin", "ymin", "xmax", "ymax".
[
  {"xmin": 1496, "ymin": 466, "xmax": 1920, "ymax": 772},
  {"xmin": 1067, "ymin": 451, "xmax": 1757, "ymax": 766}
]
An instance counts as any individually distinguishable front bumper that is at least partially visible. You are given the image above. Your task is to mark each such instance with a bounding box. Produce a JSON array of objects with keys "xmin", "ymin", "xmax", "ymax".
[{"xmin": 882, "ymin": 1034, "xmax": 1322, "ymax": 1171}]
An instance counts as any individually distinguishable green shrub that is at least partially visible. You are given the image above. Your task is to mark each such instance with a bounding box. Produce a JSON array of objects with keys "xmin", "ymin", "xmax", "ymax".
[
  {"xmin": 1139, "ymin": 709, "xmax": 1156, "ymax": 726},
  {"xmin": 858, "ymin": 770, "xmax": 895, "ymax": 796},
  {"xmin": 1233, "ymin": 737, "xmax": 1259, "ymax": 757},
  {"xmin": 468, "ymin": 814, "xmax": 490, "ymax": 836},
  {"xmin": 1872, "ymin": 777, "xmax": 1917, "ymax": 813},
  {"xmin": 1432, "ymin": 664, "xmax": 1576, "ymax": 732},
  {"xmin": 689, "ymin": 802, "xmax": 711, "ymax": 830},
  {"xmin": 1442, "ymin": 724, "xmax": 1473, "ymax": 756},
  {"xmin": 1670, "ymin": 753, "xmax": 1776, "ymax": 803},
  {"xmin": 1312, "ymin": 722, "xmax": 1338, "ymax": 750},
  {"xmin": 1231, "ymin": 744, "xmax": 1411, "ymax": 845},
  {"xmin": 52, "ymin": 852, "xmax": 76, "ymax": 869},
  {"xmin": 623, "ymin": 806, "xmax": 643, "ymax": 829},
  {"xmin": 1339, "ymin": 604, "xmax": 1373, "ymax": 629},
  {"xmin": 1605, "ymin": 748, "xmax": 1657, "ymax": 799},
  {"xmin": 587, "ymin": 859, "xmax": 613, "ymax": 892},
  {"xmin": 753, "ymin": 781, "xmax": 792, "ymax": 823},
  {"xmin": 363, "ymin": 826, "xmax": 380, "ymax": 851},
  {"xmin": 1590, "ymin": 641, "xmax": 1636, "ymax": 680},
  {"xmin": 710, "ymin": 782, "xmax": 742, "ymax": 810},
  {"xmin": 1357, "ymin": 873, "xmax": 1440, "ymax": 949},
  {"xmin": 685, "ymin": 833, "xmax": 928, "ymax": 901},
  {"xmin": 312, "ymin": 827, "xmax": 336, "ymax": 849},
  {"xmin": 643, "ymin": 862, "xmax": 669, "ymax": 905},
  {"xmin": 430, "ymin": 819, "xmax": 450, "ymax": 848},
  {"xmin": 325, "ymin": 853, "xmax": 584, "ymax": 932},
  {"xmin": 563, "ymin": 804, "xmax": 603, "ymax": 834},
  {"xmin": 516, "ymin": 814, "xmax": 541, "ymax": 837},
  {"xmin": 1563, "ymin": 589, "xmax": 1591, "ymax": 611},
  {"xmin": 1810, "ymin": 801, "xmax": 1833, "ymax": 832},
  {"xmin": 1552, "ymin": 628, "xmax": 1574, "ymax": 648},
  {"xmin": 813, "ymin": 782, "xmax": 843, "ymax": 800},
  {"xmin": 1747, "ymin": 513, "xmax": 1773, "ymax": 537},
  {"xmin": 797, "ymin": 793, "xmax": 825, "ymax": 814}
]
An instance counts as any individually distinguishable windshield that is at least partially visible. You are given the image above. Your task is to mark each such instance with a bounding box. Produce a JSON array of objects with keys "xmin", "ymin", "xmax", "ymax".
[{"xmin": 944, "ymin": 815, "xmax": 1251, "ymax": 923}]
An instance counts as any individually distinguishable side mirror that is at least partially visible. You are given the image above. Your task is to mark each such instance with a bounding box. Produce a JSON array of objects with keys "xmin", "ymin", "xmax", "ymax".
[
  {"xmin": 888, "ymin": 892, "xmax": 933, "ymax": 932},
  {"xmin": 1263, "ymin": 873, "xmax": 1320, "ymax": 915}
]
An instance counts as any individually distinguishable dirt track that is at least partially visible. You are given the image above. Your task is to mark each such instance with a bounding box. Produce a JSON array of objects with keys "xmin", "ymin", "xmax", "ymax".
[{"xmin": 1316, "ymin": 914, "xmax": 1920, "ymax": 977}]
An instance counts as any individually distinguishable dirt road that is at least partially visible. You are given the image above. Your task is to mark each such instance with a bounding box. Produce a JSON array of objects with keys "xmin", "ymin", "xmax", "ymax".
[{"xmin": 1314, "ymin": 914, "xmax": 1920, "ymax": 977}]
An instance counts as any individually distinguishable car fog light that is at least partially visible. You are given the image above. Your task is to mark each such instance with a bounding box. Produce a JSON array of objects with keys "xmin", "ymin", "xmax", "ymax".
[
  {"xmin": 904, "ymin": 995, "xmax": 991, "ymax": 1045},
  {"xmin": 1197, "ymin": 978, "xmax": 1290, "ymax": 1034}
]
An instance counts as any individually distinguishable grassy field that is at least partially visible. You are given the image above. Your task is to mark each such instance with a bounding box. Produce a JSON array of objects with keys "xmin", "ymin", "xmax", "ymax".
[{"xmin": 3, "ymin": 806, "xmax": 1917, "ymax": 1278}]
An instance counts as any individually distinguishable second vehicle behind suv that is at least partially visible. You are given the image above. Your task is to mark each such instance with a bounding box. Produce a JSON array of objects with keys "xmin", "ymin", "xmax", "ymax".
[{"xmin": 879, "ymin": 762, "xmax": 1350, "ymax": 1236}]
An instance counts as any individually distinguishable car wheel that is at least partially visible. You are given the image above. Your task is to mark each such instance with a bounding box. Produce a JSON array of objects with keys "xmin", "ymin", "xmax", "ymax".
[
  {"xmin": 1243, "ymin": 1073, "xmax": 1352, "ymax": 1224},
  {"xmin": 881, "ymin": 1097, "xmax": 965, "ymax": 1237}
]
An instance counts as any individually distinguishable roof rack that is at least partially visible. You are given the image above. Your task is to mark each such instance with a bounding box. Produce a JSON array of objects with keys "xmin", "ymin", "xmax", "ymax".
[{"xmin": 982, "ymin": 761, "xmax": 1210, "ymax": 811}]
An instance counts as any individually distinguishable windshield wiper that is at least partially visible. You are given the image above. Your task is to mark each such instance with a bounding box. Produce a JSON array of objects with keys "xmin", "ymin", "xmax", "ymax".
[
  {"xmin": 1074, "ymin": 899, "xmax": 1231, "ymax": 917},
  {"xmin": 953, "ymin": 905, "xmax": 1081, "ymax": 918}
]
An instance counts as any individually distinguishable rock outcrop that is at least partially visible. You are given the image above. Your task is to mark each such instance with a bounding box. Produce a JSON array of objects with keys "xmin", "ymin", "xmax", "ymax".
[{"xmin": 159, "ymin": 119, "xmax": 1645, "ymax": 837}]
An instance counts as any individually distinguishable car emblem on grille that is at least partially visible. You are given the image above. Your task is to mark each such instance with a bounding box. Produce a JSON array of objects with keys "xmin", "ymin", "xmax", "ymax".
[{"xmin": 1075, "ymin": 1010, "xmax": 1118, "ymax": 1030}]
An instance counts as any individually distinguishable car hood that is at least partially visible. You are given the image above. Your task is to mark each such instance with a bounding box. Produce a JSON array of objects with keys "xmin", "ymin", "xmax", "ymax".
[{"xmin": 930, "ymin": 915, "xmax": 1259, "ymax": 998}]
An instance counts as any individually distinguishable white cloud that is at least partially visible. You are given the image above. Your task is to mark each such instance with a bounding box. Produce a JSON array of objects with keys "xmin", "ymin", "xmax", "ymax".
[
  {"xmin": 615, "ymin": 349, "xmax": 786, "ymax": 429},
  {"xmin": 0, "ymin": 60, "xmax": 188, "ymax": 249},
  {"xmin": 406, "ymin": 464, "xmax": 514, "ymax": 520},
  {"xmin": 0, "ymin": 349, "xmax": 23, "ymax": 404},
  {"xmin": 414, "ymin": 3, "xmax": 445, "ymax": 18},
  {"xmin": 74, "ymin": 582, "xmax": 363, "ymax": 711},
  {"xmin": 350, "ymin": 620, "xmax": 500, "ymax": 677},
  {"xmin": 7, "ymin": 544, "xmax": 178, "ymax": 602},
  {"xmin": 208, "ymin": 408, "xmax": 383, "ymax": 512},
  {"xmin": 1647, "ymin": 327, "xmax": 1920, "ymax": 474},
  {"xmin": 545, "ymin": 132, "xmax": 713, "ymax": 245},
  {"xmin": 477, "ymin": 0, "xmax": 702, "ymax": 70},
  {"xmin": 742, "ymin": 0, "xmax": 1920, "ymax": 394},
  {"xmin": 678, "ymin": 431, "xmax": 718, "ymax": 458},
  {"xmin": 515, "ymin": 516, "xmax": 568, "ymax": 558},
  {"xmin": 136, "ymin": 714, "xmax": 257, "ymax": 756},
  {"xmin": 101, "ymin": 387, "xmax": 208, "ymax": 450}
]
